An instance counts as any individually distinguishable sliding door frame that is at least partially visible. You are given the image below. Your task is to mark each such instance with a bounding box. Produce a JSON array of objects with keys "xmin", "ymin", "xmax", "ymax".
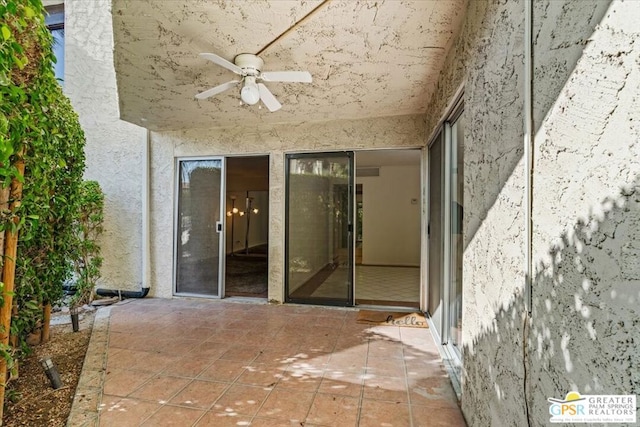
[
  {"xmin": 284, "ymin": 151, "xmax": 355, "ymax": 306},
  {"xmin": 173, "ymin": 156, "xmax": 227, "ymax": 298},
  {"xmin": 426, "ymin": 93, "xmax": 465, "ymax": 385}
]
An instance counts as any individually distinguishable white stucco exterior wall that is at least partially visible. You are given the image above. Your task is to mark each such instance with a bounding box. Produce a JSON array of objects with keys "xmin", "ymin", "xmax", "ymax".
[
  {"xmin": 426, "ymin": 0, "xmax": 639, "ymax": 425},
  {"xmin": 149, "ymin": 115, "xmax": 426, "ymax": 300},
  {"xmin": 425, "ymin": 0, "xmax": 527, "ymax": 424},
  {"xmin": 65, "ymin": 0, "xmax": 145, "ymax": 292},
  {"xmin": 530, "ymin": 0, "xmax": 640, "ymax": 423}
]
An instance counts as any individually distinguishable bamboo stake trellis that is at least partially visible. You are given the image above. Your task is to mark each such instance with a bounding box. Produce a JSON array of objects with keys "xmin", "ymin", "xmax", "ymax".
[{"xmin": 0, "ymin": 151, "xmax": 25, "ymax": 424}]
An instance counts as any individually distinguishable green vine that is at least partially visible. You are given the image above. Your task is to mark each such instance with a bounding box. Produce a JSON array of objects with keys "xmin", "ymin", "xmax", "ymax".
[
  {"xmin": 70, "ymin": 181, "xmax": 104, "ymax": 309},
  {"xmin": 1, "ymin": 0, "xmax": 87, "ymax": 363}
]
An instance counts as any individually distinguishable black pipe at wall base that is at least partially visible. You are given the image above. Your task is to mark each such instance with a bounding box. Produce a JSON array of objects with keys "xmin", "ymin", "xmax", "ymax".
[{"xmin": 96, "ymin": 287, "xmax": 150, "ymax": 299}]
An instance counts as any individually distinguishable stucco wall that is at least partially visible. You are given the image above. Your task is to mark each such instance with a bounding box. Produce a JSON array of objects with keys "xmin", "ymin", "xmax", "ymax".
[
  {"xmin": 426, "ymin": 0, "xmax": 639, "ymax": 425},
  {"xmin": 530, "ymin": 0, "xmax": 640, "ymax": 423},
  {"xmin": 425, "ymin": 0, "xmax": 528, "ymax": 424},
  {"xmin": 65, "ymin": 0, "xmax": 145, "ymax": 292},
  {"xmin": 149, "ymin": 115, "xmax": 425, "ymax": 300}
]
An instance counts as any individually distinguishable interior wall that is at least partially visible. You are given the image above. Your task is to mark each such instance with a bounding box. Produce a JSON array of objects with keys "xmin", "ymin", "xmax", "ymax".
[
  {"xmin": 65, "ymin": 0, "xmax": 145, "ymax": 293},
  {"xmin": 149, "ymin": 114, "xmax": 425, "ymax": 300},
  {"xmin": 225, "ymin": 157, "xmax": 269, "ymax": 254},
  {"xmin": 225, "ymin": 191, "xmax": 268, "ymax": 255},
  {"xmin": 357, "ymin": 165, "xmax": 421, "ymax": 266}
]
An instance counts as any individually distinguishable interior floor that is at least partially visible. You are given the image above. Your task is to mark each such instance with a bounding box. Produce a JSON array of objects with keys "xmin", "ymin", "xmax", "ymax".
[
  {"xmin": 225, "ymin": 244, "xmax": 268, "ymax": 298},
  {"xmin": 355, "ymin": 265, "xmax": 420, "ymax": 307},
  {"xmin": 294, "ymin": 265, "xmax": 420, "ymax": 307}
]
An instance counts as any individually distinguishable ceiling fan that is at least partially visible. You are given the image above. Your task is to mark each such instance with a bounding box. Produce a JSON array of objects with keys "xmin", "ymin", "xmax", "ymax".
[{"xmin": 195, "ymin": 53, "xmax": 312, "ymax": 112}]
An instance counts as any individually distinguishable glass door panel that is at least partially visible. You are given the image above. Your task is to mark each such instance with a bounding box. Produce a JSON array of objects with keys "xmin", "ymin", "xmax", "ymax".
[
  {"xmin": 175, "ymin": 159, "xmax": 224, "ymax": 297},
  {"xmin": 286, "ymin": 153, "xmax": 354, "ymax": 306},
  {"xmin": 428, "ymin": 133, "xmax": 445, "ymax": 337},
  {"xmin": 449, "ymin": 112, "xmax": 465, "ymax": 355}
]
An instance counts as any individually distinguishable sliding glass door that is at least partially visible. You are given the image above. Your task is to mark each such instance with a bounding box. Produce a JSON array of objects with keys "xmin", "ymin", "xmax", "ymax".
[
  {"xmin": 449, "ymin": 111, "xmax": 465, "ymax": 356},
  {"xmin": 175, "ymin": 158, "xmax": 225, "ymax": 297},
  {"xmin": 428, "ymin": 132, "xmax": 445, "ymax": 335},
  {"xmin": 285, "ymin": 153, "xmax": 354, "ymax": 306},
  {"xmin": 428, "ymin": 101, "xmax": 465, "ymax": 367}
]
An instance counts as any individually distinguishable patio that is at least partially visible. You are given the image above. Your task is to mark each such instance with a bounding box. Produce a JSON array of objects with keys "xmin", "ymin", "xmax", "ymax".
[{"xmin": 68, "ymin": 298, "xmax": 466, "ymax": 426}]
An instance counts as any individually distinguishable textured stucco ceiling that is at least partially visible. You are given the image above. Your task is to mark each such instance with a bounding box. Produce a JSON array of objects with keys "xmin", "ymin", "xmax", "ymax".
[{"xmin": 112, "ymin": 0, "xmax": 466, "ymax": 131}]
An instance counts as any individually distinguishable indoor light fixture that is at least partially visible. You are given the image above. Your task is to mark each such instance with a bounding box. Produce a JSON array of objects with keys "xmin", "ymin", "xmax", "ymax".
[{"xmin": 240, "ymin": 76, "xmax": 260, "ymax": 105}]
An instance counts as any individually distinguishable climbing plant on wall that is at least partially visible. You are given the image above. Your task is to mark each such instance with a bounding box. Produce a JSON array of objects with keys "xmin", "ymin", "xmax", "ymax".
[
  {"xmin": 0, "ymin": 0, "xmax": 87, "ymax": 410},
  {"xmin": 70, "ymin": 180, "xmax": 104, "ymax": 310}
]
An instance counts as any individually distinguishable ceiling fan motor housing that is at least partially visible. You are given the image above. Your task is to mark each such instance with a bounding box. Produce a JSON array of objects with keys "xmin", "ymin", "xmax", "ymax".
[{"xmin": 234, "ymin": 53, "xmax": 264, "ymax": 76}]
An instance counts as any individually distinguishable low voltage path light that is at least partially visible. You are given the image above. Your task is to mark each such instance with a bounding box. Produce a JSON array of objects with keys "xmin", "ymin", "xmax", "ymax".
[{"xmin": 40, "ymin": 356, "xmax": 63, "ymax": 389}]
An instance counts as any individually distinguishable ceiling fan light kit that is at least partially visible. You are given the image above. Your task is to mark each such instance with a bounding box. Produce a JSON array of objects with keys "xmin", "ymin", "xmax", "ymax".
[
  {"xmin": 196, "ymin": 52, "xmax": 312, "ymax": 112},
  {"xmin": 240, "ymin": 76, "xmax": 260, "ymax": 105}
]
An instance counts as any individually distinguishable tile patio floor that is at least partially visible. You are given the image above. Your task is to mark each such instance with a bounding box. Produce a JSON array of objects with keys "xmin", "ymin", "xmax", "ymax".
[{"xmin": 69, "ymin": 298, "xmax": 466, "ymax": 427}]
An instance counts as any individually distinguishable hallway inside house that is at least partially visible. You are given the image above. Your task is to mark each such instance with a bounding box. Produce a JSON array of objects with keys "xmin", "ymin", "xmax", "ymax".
[{"xmin": 71, "ymin": 298, "xmax": 465, "ymax": 426}]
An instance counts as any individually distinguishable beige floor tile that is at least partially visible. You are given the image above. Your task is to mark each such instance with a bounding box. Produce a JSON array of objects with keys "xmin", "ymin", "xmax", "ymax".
[
  {"xmin": 318, "ymin": 377, "xmax": 363, "ymax": 397},
  {"xmin": 169, "ymin": 379, "xmax": 229, "ymax": 409},
  {"xmin": 198, "ymin": 359, "xmax": 247, "ymax": 382},
  {"xmin": 98, "ymin": 396, "xmax": 160, "ymax": 427},
  {"xmin": 102, "ymin": 369, "xmax": 155, "ymax": 397},
  {"xmin": 249, "ymin": 417, "xmax": 307, "ymax": 427},
  {"xmin": 219, "ymin": 345, "xmax": 262, "ymax": 362},
  {"xmin": 326, "ymin": 353, "xmax": 367, "ymax": 373},
  {"xmin": 140, "ymin": 405, "xmax": 205, "ymax": 426},
  {"xmin": 363, "ymin": 375, "xmax": 409, "ymax": 402},
  {"xmin": 169, "ymin": 355, "xmax": 217, "ymax": 378},
  {"xmin": 129, "ymin": 375, "xmax": 191, "ymax": 403},
  {"xmin": 366, "ymin": 356, "xmax": 407, "ymax": 378},
  {"xmin": 411, "ymin": 404, "xmax": 467, "ymax": 426},
  {"xmin": 368, "ymin": 341, "xmax": 405, "ymax": 359},
  {"xmin": 195, "ymin": 412, "xmax": 252, "ymax": 426},
  {"xmin": 306, "ymin": 393, "xmax": 360, "ymax": 426},
  {"xmin": 236, "ymin": 363, "xmax": 285, "ymax": 387},
  {"xmin": 106, "ymin": 349, "xmax": 148, "ymax": 371},
  {"xmin": 409, "ymin": 376, "xmax": 459, "ymax": 408},
  {"xmin": 256, "ymin": 389, "xmax": 315, "ymax": 423},
  {"xmin": 88, "ymin": 299, "xmax": 465, "ymax": 426},
  {"xmin": 210, "ymin": 384, "xmax": 271, "ymax": 417},
  {"xmin": 130, "ymin": 352, "xmax": 182, "ymax": 373},
  {"xmin": 276, "ymin": 368, "xmax": 323, "ymax": 392},
  {"xmin": 359, "ymin": 400, "xmax": 411, "ymax": 427}
]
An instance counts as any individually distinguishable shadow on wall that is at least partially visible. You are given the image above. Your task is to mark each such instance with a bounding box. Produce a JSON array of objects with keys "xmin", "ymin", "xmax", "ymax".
[
  {"xmin": 528, "ymin": 178, "xmax": 640, "ymax": 423},
  {"xmin": 462, "ymin": 178, "xmax": 640, "ymax": 426},
  {"xmin": 462, "ymin": 0, "xmax": 612, "ymax": 248}
]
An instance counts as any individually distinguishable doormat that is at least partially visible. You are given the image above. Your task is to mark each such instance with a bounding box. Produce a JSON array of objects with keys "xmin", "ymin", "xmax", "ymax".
[{"xmin": 356, "ymin": 310, "xmax": 428, "ymax": 328}]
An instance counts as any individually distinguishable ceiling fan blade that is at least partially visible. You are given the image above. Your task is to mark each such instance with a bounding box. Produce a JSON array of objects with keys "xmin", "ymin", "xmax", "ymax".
[
  {"xmin": 195, "ymin": 80, "xmax": 240, "ymax": 100},
  {"xmin": 257, "ymin": 83, "xmax": 282, "ymax": 112},
  {"xmin": 199, "ymin": 53, "xmax": 244, "ymax": 75},
  {"xmin": 260, "ymin": 71, "xmax": 312, "ymax": 83}
]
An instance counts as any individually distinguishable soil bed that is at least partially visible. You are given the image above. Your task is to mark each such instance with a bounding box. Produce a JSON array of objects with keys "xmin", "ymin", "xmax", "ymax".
[{"xmin": 3, "ymin": 311, "xmax": 94, "ymax": 426}]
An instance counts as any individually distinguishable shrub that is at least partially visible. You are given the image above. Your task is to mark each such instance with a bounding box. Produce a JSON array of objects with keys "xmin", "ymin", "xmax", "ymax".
[{"xmin": 70, "ymin": 181, "xmax": 104, "ymax": 309}]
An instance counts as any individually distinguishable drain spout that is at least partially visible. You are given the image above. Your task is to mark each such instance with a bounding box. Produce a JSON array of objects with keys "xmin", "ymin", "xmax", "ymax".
[{"xmin": 95, "ymin": 287, "xmax": 150, "ymax": 299}]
